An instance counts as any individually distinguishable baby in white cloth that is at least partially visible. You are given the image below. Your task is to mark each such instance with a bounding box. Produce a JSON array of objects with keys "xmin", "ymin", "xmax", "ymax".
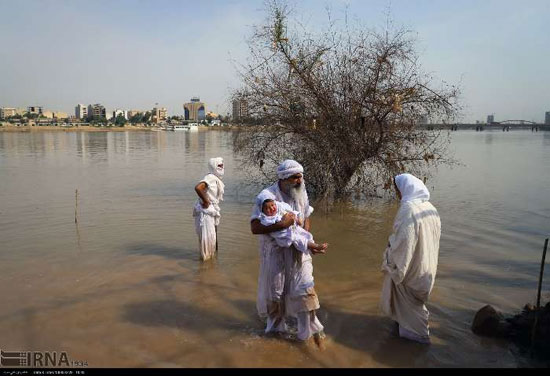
[{"xmin": 257, "ymin": 191, "xmax": 328, "ymax": 254}]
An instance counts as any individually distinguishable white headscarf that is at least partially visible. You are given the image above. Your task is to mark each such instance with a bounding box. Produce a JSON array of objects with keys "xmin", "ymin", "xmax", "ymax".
[
  {"xmin": 394, "ymin": 173, "xmax": 430, "ymax": 203},
  {"xmin": 208, "ymin": 157, "xmax": 224, "ymax": 178},
  {"xmin": 256, "ymin": 190, "xmax": 276, "ymax": 211},
  {"xmin": 277, "ymin": 159, "xmax": 304, "ymax": 180}
]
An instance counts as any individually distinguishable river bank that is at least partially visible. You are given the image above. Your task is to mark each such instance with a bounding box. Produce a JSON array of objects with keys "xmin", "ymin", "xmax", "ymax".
[
  {"xmin": 0, "ymin": 124, "xmax": 159, "ymax": 132},
  {"xmin": 0, "ymin": 124, "xmax": 238, "ymax": 132}
]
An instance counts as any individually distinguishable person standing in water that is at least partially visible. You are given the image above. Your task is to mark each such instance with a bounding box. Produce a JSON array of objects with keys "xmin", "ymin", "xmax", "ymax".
[
  {"xmin": 193, "ymin": 157, "xmax": 225, "ymax": 261},
  {"xmin": 380, "ymin": 173, "xmax": 441, "ymax": 344},
  {"xmin": 251, "ymin": 160, "xmax": 326, "ymax": 344}
]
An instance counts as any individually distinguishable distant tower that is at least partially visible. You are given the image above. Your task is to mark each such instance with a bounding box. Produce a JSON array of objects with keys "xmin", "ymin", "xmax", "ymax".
[
  {"xmin": 87, "ymin": 104, "xmax": 106, "ymax": 120},
  {"xmin": 75, "ymin": 104, "xmax": 87, "ymax": 119},
  {"xmin": 232, "ymin": 98, "xmax": 248, "ymax": 122},
  {"xmin": 183, "ymin": 97, "xmax": 206, "ymax": 121},
  {"xmin": 487, "ymin": 114, "xmax": 494, "ymax": 124},
  {"xmin": 545, "ymin": 111, "xmax": 550, "ymax": 125}
]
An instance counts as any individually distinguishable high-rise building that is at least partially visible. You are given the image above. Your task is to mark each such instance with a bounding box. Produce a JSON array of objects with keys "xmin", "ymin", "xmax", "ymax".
[
  {"xmin": 0, "ymin": 108, "xmax": 17, "ymax": 119},
  {"xmin": 151, "ymin": 107, "xmax": 167, "ymax": 123},
  {"xmin": 75, "ymin": 104, "xmax": 88, "ymax": 119},
  {"xmin": 232, "ymin": 99, "xmax": 248, "ymax": 121},
  {"xmin": 487, "ymin": 114, "xmax": 495, "ymax": 124},
  {"xmin": 183, "ymin": 97, "xmax": 206, "ymax": 121},
  {"xmin": 27, "ymin": 106, "xmax": 43, "ymax": 115},
  {"xmin": 545, "ymin": 111, "xmax": 550, "ymax": 125},
  {"xmin": 87, "ymin": 104, "xmax": 106, "ymax": 120}
]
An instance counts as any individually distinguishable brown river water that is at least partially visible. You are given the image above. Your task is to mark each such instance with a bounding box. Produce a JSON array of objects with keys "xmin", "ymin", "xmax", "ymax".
[{"xmin": 0, "ymin": 129, "xmax": 549, "ymax": 367}]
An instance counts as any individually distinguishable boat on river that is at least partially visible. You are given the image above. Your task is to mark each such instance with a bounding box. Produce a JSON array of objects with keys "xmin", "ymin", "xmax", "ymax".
[{"xmin": 166, "ymin": 125, "xmax": 190, "ymax": 131}]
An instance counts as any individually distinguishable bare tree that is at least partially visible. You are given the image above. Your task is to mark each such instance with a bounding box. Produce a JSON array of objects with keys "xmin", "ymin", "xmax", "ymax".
[{"xmin": 232, "ymin": 1, "xmax": 460, "ymax": 202}]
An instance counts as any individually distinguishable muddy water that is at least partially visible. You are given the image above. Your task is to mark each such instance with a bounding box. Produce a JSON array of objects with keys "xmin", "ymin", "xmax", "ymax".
[{"xmin": 0, "ymin": 129, "xmax": 549, "ymax": 367}]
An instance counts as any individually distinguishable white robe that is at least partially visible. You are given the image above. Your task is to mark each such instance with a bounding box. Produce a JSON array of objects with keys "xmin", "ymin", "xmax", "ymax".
[
  {"xmin": 193, "ymin": 173, "xmax": 224, "ymax": 261},
  {"xmin": 259, "ymin": 201, "xmax": 313, "ymax": 254},
  {"xmin": 252, "ymin": 182, "xmax": 323, "ymax": 339},
  {"xmin": 380, "ymin": 199, "xmax": 441, "ymax": 338},
  {"xmin": 250, "ymin": 182, "xmax": 313, "ymax": 317}
]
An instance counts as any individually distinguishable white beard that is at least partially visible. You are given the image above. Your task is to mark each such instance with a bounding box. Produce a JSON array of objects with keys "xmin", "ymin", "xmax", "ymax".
[
  {"xmin": 289, "ymin": 180, "xmax": 307, "ymax": 214},
  {"xmin": 214, "ymin": 167, "xmax": 224, "ymax": 178}
]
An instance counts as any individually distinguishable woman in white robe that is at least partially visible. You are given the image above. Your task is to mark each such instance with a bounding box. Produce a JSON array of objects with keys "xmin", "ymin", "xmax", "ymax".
[
  {"xmin": 193, "ymin": 157, "xmax": 225, "ymax": 261},
  {"xmin": 380, "ymin": 173, "xmax": 441, "ymax": 344}
]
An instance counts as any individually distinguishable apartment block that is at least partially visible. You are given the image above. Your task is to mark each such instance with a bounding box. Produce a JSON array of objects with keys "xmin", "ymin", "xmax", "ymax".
[
  {"xmin": 75, "ymin": 104, "xmax": 88, "ymax": 119},
  {"xmin": 152, "ymin": 107, "xmax": 167, "ymax": 123},
  {"xmin": 232, "ymin": 99, "xmax": 248, "ymax": 121}
]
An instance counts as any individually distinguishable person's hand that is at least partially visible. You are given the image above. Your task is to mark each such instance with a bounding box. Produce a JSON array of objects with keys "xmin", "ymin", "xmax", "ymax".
[
  {"xmin": 311, "ymin": 243, "xmax": 328, "ymax": 255},
  {"xmin": 280, "ymin": 212, "xmax": 296, "ymax": 228},
  {"xmin": 201, "ymin": 200, "xmax": 210, "ymax": 209}
]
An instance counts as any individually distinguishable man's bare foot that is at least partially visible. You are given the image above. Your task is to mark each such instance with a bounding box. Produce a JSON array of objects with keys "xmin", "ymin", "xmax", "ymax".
[
  {"xmin": 310, "ymin": 242, "xmax": 328, "ymax": 254},
  {"xmin": 313, "ymin": 331, "xmax": 326, "ymax": 349}
]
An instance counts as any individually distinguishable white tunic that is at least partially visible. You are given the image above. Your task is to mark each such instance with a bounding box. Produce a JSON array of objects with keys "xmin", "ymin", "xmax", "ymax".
[
  {"xmin": 259, "ymin": 201, "xmax": 314, "ymax": 254},
  {"xmin": 380, "ymin": 199, "xmax": 441, "ymax": 337},
  {"xmin": 193, "ymin": 173, "xmax": 224, "ymax": 261},
  {"xmin": 251, "ymin": 182, "xmax": 316, "ymax": 318}
]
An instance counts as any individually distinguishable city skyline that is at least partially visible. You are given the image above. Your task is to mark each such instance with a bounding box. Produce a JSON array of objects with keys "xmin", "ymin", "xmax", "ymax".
[{"xmin": 0, "ymin": 0, "xmax": 549, "ymax": 123}]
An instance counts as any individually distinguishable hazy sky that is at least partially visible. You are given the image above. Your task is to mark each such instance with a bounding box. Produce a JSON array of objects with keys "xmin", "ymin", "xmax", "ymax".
[{"xmin": 1, "ymin": 0, "xmax": 549, "ymax": 122}]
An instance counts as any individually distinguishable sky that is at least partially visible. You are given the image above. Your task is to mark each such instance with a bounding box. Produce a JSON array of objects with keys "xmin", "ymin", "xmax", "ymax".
[{"xmin": 0, "ymin": 0, "xmax": 549, "ymax": 123}]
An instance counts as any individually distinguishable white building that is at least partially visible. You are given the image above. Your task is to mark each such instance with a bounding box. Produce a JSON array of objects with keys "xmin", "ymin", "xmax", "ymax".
[
  {"xmin": 113, "ymin": 109, "xmax": 128, "ymax": 120},
  {"xmin": 75, "ymin": 104, "xmax": 88, "ymax": 119},
  {"xmin": 0, "ymin": 108, "xmax": 17, "ymax": 119},
  {"xmin": 152, "ymin": 107, "xmax": 167, "ymax": 123}
]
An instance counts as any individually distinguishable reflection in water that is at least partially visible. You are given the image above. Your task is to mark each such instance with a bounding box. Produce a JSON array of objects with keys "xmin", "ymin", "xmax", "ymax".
[{"xmin": 0, "ymin": 129, "xmax": 549, "ymax": 367}]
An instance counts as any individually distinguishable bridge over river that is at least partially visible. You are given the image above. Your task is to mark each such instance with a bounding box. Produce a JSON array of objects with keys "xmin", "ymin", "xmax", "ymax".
[{"xmin": 423, "ymin": 122, "xmax": 549, "ymax": 131}]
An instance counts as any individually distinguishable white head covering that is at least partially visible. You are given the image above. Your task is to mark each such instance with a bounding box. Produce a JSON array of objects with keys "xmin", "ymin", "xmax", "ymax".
[
  {"xmin": 277, "ymin": 159, "xmax": 304, "ymax": 180},
  {"xmin": 256, "ymin": 190, "xmax": 276, "ymax": 211},
  {"xmin": 394, "ymin": 173, "xmax": 430, "ymax": 203},
  {"xmin": 208, "ymin": 157, "xmax": 224, "ymax": 178}
]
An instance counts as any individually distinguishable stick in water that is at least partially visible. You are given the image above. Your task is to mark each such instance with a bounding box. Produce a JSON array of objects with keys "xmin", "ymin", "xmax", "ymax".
[
  {"xmin": 536, "ymin": 238, "xmax": 549, "ymax": 309},
  {"xmin": 531, "ymin": 237, "xmax": 548, "ymax": 354},
  {"xmin": 75, "ymin": 189, "xmax": 79, "ymax": 223}
]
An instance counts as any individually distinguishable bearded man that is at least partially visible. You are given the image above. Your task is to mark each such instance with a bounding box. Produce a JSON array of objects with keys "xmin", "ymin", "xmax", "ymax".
[{"xmin": 250, "ymin": 160, "xmax": 325, "ymax": 343}]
